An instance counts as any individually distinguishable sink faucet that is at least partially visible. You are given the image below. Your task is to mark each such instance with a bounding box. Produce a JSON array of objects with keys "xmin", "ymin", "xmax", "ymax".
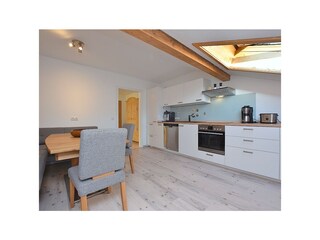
[{"xmin": 188, "ymin": 113, "xmax": 197, "ymax": 122}]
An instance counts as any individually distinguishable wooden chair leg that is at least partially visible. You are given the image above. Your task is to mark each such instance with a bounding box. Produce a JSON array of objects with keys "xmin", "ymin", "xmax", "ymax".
[
  {"xmin": 69, "ymin": 179, "xmax": 75, "ymax": 208},
  {"xmin": 120, "ymin": 182, "xmax": 128, "ymax": 211},
  {"xmin": 129, "ymin": 154, "xmax": 134, "ymax": 174},
  {"xmin": 80, "ymin": 196, "xmax": 88, "ymax": 211}
]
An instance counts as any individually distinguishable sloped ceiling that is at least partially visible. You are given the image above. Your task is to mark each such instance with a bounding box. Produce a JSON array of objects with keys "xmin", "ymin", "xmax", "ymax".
[{"xmin": 39, "ymin": 29, "xmax": 280, "ymax": 83}]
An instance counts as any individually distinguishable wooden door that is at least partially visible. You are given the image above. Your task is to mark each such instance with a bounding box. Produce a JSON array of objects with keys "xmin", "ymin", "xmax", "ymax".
[{"xmin": 126, "ymin": 97, "xmax": 139, "ymax": 142}]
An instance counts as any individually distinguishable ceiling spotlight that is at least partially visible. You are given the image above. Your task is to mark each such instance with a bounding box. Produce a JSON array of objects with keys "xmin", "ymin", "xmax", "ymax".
[{"xmin": 68, "ymin": 39, "xmax": 84, "ymax": 53}]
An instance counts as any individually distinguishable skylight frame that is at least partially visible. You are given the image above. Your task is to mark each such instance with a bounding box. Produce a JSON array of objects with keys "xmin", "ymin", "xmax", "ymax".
[{"xmin": 193, "ymin": 36, "xmax": 281, "ymax": 74}]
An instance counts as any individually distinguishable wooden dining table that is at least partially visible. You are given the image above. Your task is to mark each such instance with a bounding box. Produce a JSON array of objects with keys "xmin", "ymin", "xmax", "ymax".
[
  {"xmin": 45, "ymin": 133, "xmax": 81, "ymax": 166},
  {"xmin": 45, "ymin": 133, "xmax": 129, "ymax": 166}
]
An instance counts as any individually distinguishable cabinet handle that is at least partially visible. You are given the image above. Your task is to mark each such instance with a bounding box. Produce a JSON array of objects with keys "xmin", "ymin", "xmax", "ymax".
[
  {"xmin": 179, "ymin": 125, "xmax": 184, "ymax": 127},
  {"xmin": 149, "ymin": 123, "xmax": 153, "ymax": 126},
  {"xmin": 206, "ymin": 153, "xmax": 213, "ymax": 157},
  {"xmin": 195, "ymin": 99, "xmax": 202, "ymax": 101},
  {"xmin": 243, "ymin": 139, "xmax": 254, "ymax": 142},
  {"xmin": 177, "ymin": 101, "xmax": 183, "ymax": 104},
  {"xmin": 243, "ymin": 150, "xmax": 253, "ymax": 154},
  {"xmin": 243, "ymin": 128, "xmax": 253, "ymax": 131}
]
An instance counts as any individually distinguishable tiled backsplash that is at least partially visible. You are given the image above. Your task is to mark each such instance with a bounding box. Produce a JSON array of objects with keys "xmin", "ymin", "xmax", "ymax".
[{"xmin": 170, "ymin": 93, "xmax": 256, "ymax": 122}]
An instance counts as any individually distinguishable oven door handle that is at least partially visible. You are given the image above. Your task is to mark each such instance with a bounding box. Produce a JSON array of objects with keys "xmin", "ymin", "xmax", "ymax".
[{"xmin": 198, "ymin": 131, "xmax": 224, "ymax": 136}]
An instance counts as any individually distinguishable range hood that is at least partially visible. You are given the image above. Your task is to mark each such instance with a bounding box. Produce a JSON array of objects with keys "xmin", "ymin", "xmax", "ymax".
[{"xmin": 202, "ymin": 86, "xmax": 235, "ymax": 98}]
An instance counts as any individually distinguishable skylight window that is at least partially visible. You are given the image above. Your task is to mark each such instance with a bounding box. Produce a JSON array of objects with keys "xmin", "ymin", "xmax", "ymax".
[{"xmin": 193, "ymin": 37, "xmax": 281, "ymax": 74}]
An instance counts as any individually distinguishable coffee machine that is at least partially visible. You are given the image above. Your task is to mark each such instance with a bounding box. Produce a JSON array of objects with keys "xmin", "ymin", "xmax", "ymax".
[
  {"xmin": 241, "ymin": 105, "xmax": 253, "ymax": 123},
  {"xmin": 163, "ymin": 111, "xmax": 175, "ymax": 122}
]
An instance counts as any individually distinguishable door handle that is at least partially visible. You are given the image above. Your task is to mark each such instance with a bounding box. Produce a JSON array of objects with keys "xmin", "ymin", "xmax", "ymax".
[{"xmin": 243, "ymin": 150, "xmax": 253, "ymax": 154}]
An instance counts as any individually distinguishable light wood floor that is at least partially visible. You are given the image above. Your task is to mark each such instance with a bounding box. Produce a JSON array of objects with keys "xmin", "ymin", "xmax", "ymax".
[{"xmin": 39, "ymin": 147, "xmax": 281, "ymax": 211}]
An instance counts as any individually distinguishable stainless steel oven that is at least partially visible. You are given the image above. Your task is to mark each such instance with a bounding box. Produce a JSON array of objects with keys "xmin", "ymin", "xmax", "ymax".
[{"xmin": 198, "ymin": 125, "xmax": 225, "ymax": 155}]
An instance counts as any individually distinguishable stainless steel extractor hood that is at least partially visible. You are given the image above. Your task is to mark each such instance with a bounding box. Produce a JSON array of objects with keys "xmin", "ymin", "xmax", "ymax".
[{"xmin": 202, "ymin": 86, "xmax": 235, "ymax": 98}]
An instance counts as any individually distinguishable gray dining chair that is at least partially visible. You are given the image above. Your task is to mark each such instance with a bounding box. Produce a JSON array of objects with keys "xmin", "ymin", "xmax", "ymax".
[
  {"xmin": 68, "ymin": 128, "xmax": 128, "ymax": 211},
  {"xmin": 122, "ymin": 123, "xmax": 135, "ymax": 174}
]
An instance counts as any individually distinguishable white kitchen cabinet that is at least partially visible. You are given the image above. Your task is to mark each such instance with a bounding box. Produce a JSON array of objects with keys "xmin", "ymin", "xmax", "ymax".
[
  {"xmin": 183, "ymin": 78, "xmax": 211, "ymax": 104},
  {"xmin": 197, "ymin": 150, "xmax": 225, "ymax": 165},
  {"xmin": 225, "ymin": 146, "xmax": 279, "ymax": 179},
  {"xmin": 225, "ymin": 126, "xmax": 280, "ymax": 179},
  {"xmin": 163, "ymin": 84, "xmax": 183, "ymax": 106},
  {"xmin": 163, "ymin": 78, "xmax": 211, "ymax": 106},
  {"xmin": 178, "ymin": 124, "xmax": 198, "ymax": 158},
  {"xmin": 149, "ymin": 122, "xmax": 164, "ymax": 149},
  {"xmin": 147, "ymin": 87, "xmax": 164, "ymax": 148}
]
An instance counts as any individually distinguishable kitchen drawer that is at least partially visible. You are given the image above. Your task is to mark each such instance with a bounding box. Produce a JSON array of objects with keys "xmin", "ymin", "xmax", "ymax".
[
  {"xmin": 226, "ymin": 126, "xmax": 280, "ymax": 140},
  {"xmin": 226, "ymin": 136, "xmax": 280, "ymax": 153},
  {"xmin": 197, "ymin": 150, "xmax": 225, "ymax": 165},
  {"xmin": 225, "ymin": 146, "xmax": 280, "ymax": 179}
]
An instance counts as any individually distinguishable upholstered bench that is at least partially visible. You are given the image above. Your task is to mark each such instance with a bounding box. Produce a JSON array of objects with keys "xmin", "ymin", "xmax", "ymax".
[{"xmin": 39, "ymin": 126, "xmax": 97, "ymax": 190}]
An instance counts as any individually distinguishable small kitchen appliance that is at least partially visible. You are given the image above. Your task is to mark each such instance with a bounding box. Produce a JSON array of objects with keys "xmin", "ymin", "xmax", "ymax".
[
  {"xmin": 260, "ymin": 113, "xmax": 278, "ymax": 124},
  {"xmin": 241, "ymin": 105, "xmax": 254, "ymax": 123},
  {"xmin": 163, "ymin": 111, "xmax": 175, "ymax": 122}
]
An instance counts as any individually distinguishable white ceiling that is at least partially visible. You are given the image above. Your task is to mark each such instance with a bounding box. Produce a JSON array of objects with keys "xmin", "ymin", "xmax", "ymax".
[{"xmin": 39, "ymin": 29, "xmax": 281, "ymax": 83}]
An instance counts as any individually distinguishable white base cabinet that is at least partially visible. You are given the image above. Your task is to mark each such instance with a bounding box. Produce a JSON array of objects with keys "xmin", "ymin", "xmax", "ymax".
[
  {"xmin": 225, "ymin": 147, "xmax": 279, "ymax": 179},
  {"xmin": 197, "ymin": 150, "xmax": 225, "ymax": 165},
  {"xmin": 148, "ymin": 122, "xmax": 164, "ymax": 149},
  {"xmin": 178, "ymin": 124, "xmax": 198, "ymax": 158},
  {"xmin": 225, "ymin": 126, "xmax": 280, "ymax": 179}
]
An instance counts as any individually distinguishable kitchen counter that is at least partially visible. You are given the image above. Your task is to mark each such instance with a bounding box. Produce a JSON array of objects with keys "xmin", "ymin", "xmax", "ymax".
[{"xmin": 160, "ymin": 121, "xmax": 281, "ymax": 128}]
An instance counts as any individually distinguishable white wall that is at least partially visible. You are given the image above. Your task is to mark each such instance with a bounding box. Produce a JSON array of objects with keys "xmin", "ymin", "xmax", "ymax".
[
  {"xmin": 227, "ymin": 72, "xmax": 281, "ymax": 121},
  {"xmin": 39, "ymin": 55, "xmax": 155, "ymax": 145}
]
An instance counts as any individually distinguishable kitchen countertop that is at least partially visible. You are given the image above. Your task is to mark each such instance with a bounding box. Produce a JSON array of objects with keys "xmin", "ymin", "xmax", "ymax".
[{"xmin": 160, "ymin": 121, "xmax": 281, "ymax": 128}]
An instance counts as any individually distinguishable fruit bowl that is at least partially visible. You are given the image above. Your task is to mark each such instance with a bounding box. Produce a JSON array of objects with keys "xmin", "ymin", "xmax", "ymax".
[{"xmin": 70, "ymin": 129, "xmax": 83, "ymax": 137}]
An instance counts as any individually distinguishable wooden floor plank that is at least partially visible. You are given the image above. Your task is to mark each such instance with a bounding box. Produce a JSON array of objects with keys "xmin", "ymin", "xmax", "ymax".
[{"xmin": 39, "ymin": 147, "xmax": 281, "ymax": 211}]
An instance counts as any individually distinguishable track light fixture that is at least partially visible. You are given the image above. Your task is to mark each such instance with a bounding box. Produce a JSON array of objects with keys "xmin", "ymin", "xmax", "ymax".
[{"xmin": 69, "ymin": 39, "xmax": 84, "ymax": 53}]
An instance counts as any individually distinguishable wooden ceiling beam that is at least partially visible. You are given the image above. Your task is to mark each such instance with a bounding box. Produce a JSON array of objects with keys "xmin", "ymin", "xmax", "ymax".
[{"xmin": 122, "ymin": 30, "xmax": 230, "ymax": 81}]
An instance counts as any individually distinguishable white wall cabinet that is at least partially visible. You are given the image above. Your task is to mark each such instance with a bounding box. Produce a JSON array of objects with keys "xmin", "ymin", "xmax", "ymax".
[
  {"xmin": 163, "ymin": 78, "xmax": 211, "ymax": 106},
  {"xmin": 225, "ymin": 126, "xmax": 280, "ymax": 179},
  {"xmin": 178, "ymin": 124, "xmax": 199, "ymax": 158}
]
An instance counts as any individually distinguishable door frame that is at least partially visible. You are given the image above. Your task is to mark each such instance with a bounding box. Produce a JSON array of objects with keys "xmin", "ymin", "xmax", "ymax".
[{"xmin": 117, "ymin": 88, "xmax": 142, "ymax": 146}]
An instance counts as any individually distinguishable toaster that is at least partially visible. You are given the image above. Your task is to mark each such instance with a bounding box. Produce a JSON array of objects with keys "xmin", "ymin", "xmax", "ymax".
[{"xmin": 260, "ymin": 113, "xmax": 278, "ymax": 124}]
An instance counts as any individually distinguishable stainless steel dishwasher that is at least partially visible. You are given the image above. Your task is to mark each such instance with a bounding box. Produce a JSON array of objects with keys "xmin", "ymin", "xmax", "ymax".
[{"xmin": 163, "ymin": 123, "xmax": 179, "ymax": 151}]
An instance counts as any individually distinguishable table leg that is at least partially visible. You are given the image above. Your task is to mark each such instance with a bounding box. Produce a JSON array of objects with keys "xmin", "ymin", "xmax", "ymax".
[
  {"xmin": 71, "ymin": 157, "xmax": 79, "ymax": 166},
  {"xmin": 70, "ymin": 157, "xmax": 80, "ymax": 202}
]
